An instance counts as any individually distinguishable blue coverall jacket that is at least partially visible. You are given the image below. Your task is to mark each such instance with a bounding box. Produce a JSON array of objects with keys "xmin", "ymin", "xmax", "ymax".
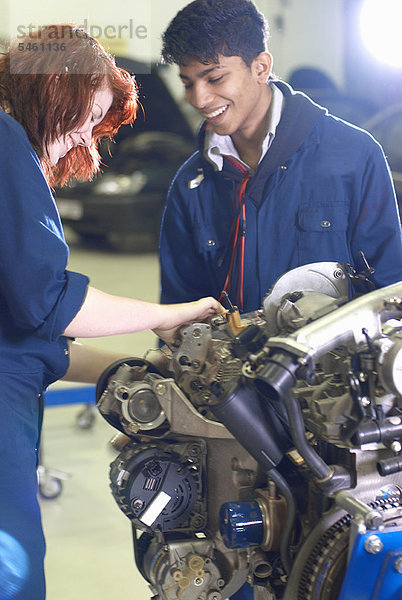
[
  {"xmin": 160, "ymin": 81, "xmax": 402, "ymax": 311},
  {"xmin": 0, "ymin": 109, "xmax": 89, "ymax": 599}
]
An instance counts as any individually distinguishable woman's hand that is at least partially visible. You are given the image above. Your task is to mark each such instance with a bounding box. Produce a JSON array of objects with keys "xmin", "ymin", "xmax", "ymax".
[{"xmin": 153, "ymin": 296, "xmax": 224, "ymax": 344}]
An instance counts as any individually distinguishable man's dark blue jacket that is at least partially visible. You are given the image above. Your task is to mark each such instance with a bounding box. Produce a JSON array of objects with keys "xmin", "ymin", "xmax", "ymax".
[{"xmin": 160, "ymin": 81, "xmax": 402, "ymax": 311}]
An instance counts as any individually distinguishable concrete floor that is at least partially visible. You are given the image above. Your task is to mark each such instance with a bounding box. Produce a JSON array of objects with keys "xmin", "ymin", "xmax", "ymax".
[{"xmin": 40, "ymin": 235, "xmax": 160, "ymax": 599}]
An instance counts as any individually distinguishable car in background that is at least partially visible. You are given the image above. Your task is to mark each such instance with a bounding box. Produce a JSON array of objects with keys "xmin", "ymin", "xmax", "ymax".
[{"xmin": 55, "ymin": 57, "xmax": 196, "ymax": 252}]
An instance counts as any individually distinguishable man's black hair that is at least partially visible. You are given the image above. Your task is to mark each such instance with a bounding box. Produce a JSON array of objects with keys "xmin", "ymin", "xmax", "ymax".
[{"xmin": 161, "ymin": 0, "xmax": 269, "ymax": 66}]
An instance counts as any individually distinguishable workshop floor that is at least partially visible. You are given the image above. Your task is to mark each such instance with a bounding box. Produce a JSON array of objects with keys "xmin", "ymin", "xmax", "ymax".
[{"xmin": 40, "ymin": 235, "xmax": 160, "ymax": 600}]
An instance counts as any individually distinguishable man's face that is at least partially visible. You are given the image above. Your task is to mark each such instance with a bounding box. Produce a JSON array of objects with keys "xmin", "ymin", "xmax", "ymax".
[{"xmin": 179, "ymin": 53, "xmax": 272, "ymax": 139}]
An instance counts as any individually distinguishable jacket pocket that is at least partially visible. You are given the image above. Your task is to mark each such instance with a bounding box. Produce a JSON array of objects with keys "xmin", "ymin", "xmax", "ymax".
[
  {"xmin": 298, "ymin": 202, "xmax": 349, "ymax": 232},
  {"xmin": 298, "ymin": 201, "xmax": 350, "ymax": 264}
]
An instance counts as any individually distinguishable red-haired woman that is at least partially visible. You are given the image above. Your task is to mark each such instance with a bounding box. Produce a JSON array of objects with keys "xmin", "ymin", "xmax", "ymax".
[{"xmin": 0, "ymin": 25, "xmax": 221, "ymax": 599}]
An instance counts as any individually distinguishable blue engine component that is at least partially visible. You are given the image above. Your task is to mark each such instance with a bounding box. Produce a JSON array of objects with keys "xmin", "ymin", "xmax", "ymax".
[
  {"xmin": 220, "ymin": 501, "xmax": 264, "ymax": 549},
  {"xmin": 338, "ymin": 526, "xmax": 402, "ymax": 600}
]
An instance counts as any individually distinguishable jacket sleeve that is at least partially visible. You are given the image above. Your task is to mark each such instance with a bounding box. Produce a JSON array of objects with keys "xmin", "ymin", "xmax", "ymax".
[
  {"xmin": 159, "ymin": 173, "xmax": 214, "ymax": 304},
  {"xmin": 349, "ymin": 136, "xmax": 402, "ymax": 287},
  {"xmin": 0, "ymin": 114, "xmax": 89, "ymax": 341}
]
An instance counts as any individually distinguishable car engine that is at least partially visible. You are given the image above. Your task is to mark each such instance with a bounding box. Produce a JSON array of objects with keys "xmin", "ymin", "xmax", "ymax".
[{"xmin": 96, "ymin": 262, "xmax": 402, "ymax": 600}]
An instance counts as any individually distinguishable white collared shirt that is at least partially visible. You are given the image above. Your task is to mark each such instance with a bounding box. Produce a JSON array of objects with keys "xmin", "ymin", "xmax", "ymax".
[{"xmin": 204, "ymin": 83, "xmax": 284, "ymax": 174}]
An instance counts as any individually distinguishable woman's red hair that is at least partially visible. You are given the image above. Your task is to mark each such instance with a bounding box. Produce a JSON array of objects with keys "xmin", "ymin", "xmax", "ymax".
[{"xmin": 0, "ymin": 25, "xmax": 138, "ymax": 186}]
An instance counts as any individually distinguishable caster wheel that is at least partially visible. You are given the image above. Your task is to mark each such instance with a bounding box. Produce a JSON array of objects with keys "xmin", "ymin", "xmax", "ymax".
[{"xmin": 39, "ymin": 475, "xmax": 63, "ymax": 499}]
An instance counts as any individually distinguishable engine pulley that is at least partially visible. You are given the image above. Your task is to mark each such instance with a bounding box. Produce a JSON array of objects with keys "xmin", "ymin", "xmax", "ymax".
[{"xmin": 96, "ymin": 359, "xmax": 167, "ymax": 436}]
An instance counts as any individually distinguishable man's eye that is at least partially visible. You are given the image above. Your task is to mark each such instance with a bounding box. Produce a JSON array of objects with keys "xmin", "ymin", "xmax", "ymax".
[
  {"xmin": 184, "ymin": 83, "xmax": 193, "ymax": 90},
  {"xmin": 209, "ymin": 76, "xmax": 223, "ymax": 84}
]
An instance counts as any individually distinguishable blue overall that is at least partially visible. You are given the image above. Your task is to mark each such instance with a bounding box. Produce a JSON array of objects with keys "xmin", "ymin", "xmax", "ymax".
[
  {"xmin": 160, "ymin": 81, "xmax": 402, "ymax": 310},
  {"xmin": 0, "ymin": 110, "xmax": 89, "ymax": 599}
]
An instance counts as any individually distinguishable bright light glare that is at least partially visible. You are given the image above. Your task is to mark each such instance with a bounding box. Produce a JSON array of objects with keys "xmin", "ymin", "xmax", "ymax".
[{"xmin": 360, "ymin": 0, "xmax": 402, "ymax": 68}]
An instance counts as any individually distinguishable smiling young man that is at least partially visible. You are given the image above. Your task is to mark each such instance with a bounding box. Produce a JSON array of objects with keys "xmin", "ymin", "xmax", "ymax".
[
  {"xmin": 179, "ymin": 52, "xmax": 273, "ymax": 171},
  {"xmin": 159, "ymin": 0, "xmax": 402, "ymax": 315}
]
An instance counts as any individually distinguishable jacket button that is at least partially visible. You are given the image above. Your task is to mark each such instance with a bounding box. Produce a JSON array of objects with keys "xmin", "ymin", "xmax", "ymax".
[
  {"xmin": 280, "ymin": 165, "xmax": 287, "ymax": 170},
  {"xmin": 207, "ymin": 240, "xmax": 216, "ymax": 247},
  {"xmin": 321, "ymin": 220, "xmax": 331, "ymax": 228}
]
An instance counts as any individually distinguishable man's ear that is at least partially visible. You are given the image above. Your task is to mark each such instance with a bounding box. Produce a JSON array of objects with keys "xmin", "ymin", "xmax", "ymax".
[{"xmin": 252, "ymin": 51, "xmax": 273, "ymax": 83}]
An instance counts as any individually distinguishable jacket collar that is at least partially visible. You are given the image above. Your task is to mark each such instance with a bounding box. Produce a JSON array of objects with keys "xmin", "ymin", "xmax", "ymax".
[{"xmin": 197, "ymin": 80, "xmax": 327, "ymax": 187}]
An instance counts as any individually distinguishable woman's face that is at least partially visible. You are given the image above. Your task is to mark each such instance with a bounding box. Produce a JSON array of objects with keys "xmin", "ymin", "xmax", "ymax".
[{"xmin": 46, "ymin": 84, "xmax": 114, "ymax": 166}]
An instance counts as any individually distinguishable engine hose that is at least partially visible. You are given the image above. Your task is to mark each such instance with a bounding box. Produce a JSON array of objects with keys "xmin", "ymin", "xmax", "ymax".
[
  {"xmin": 283, "ymin": 390, "xmax": 332, "ymax": 481},
  {"xmin": 265, "ymin": 466, "xmax": 295, "ymax": 575}
]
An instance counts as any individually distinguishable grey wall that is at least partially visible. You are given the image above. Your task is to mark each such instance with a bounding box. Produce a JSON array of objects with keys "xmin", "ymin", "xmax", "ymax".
[{"xmin": 0, "ymin": 0, "xmax": 344, "ymax": 86}]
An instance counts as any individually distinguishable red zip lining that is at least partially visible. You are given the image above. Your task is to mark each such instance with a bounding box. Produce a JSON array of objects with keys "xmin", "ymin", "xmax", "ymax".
[{"xmin": 220, "ymin": 156, "xmax": 250, "ymax": 311}]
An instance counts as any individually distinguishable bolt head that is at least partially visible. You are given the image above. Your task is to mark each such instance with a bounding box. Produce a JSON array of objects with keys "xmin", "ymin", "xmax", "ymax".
[
  {"xmin": 394, "ymin": 557, "xmax": 402, "ymax": 573},
  {"xmin": 364, "ymin": 534, "xmax": 384, "ymax": 554},
  {"xmin": 366, "ymin": 510, "xmax": 383, "ymax": 530},
  {"xmin": 189, "ymin": 444, "xmax": 200, "ymax": 457},
  {"xmin": 155, "ymin": 383, "xmax": 167, "ymax": 395}
]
